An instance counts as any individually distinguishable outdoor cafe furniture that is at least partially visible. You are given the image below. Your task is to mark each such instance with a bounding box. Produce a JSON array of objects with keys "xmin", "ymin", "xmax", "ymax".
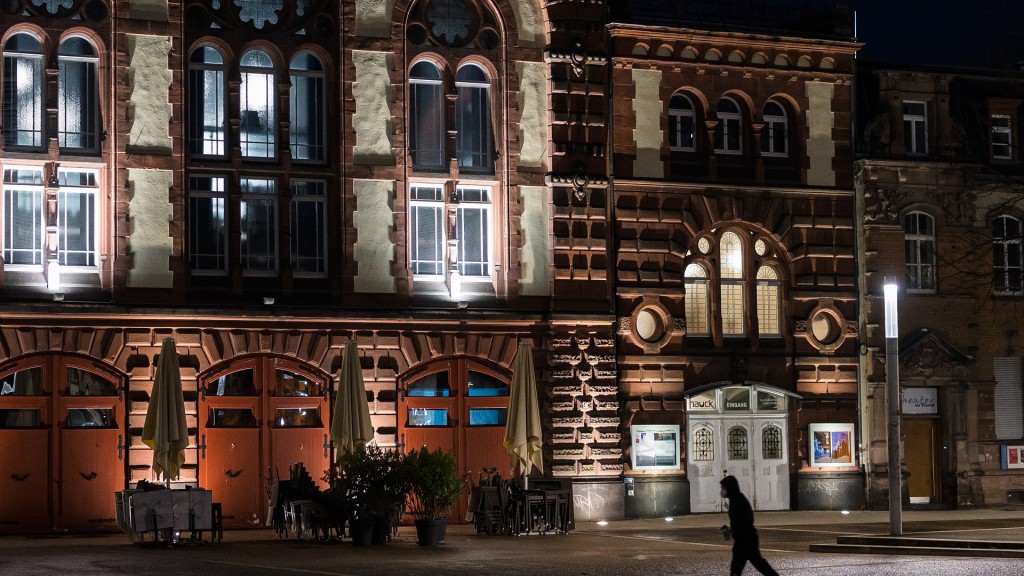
[{"xmin": 116, "ymin": 487, "xmax": 214, "ymax": 544}]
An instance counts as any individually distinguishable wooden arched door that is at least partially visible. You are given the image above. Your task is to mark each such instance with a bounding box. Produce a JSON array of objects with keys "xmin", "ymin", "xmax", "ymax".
[
  {"xmin": 198, "ymin": 356, "xmax": 329, "ymax": 528},
  {"xmin": 0, "ymin": 355, "xmax": 126, "ymax": 533},
  {"xmin": 399, "ymin": 358, "xmax": 510, "ymax": 522}
]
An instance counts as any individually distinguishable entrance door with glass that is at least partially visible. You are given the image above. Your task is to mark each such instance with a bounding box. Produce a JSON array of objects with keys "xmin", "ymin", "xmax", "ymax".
[
  {"xmin": 400, "ymin": 358, "xmax": 510, "ymax": 522},
  {"xmin": 686, "ymin": 384, "xmax": 793, "ymax": 513},
  {"xmin": 199, "ymin": 356, "xmax": 329, "ymax": 528},
  {"xmin": 0, "ymin": 356, "xmax": 125, "ymax": 533}
]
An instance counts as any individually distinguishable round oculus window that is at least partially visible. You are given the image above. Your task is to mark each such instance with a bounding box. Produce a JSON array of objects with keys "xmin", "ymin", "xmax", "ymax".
[
  {"xmin": 754, "ymin": 238, "xmax": 767, "ymax": 256},
  {"xmin": 697, "ymin": 237, "xmax": 711, "ymax": 254},
  {"xmin": 810, "ymin": 311, "xmax": 841, "ymax": 345},
  {"xmin": 636, "ymin": 308, "xmax": 665, "ymax": 343}
]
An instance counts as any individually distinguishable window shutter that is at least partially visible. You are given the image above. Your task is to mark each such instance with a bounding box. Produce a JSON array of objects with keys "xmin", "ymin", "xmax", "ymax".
[{"xmin": 994, "ymin": 357, "xmax": 1023, "ymax": 440}]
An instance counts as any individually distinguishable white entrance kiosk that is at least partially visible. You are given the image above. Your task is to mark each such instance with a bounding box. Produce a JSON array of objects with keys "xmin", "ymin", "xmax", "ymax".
[{"xmin": 685, "ymin": 382, "xmax": 799, "ymax": 513}]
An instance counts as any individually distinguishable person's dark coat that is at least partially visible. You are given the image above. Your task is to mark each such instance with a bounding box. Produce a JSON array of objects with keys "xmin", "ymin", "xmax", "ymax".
[{"xmin": 721, "ymin": 474, "xmax": 756, "ymax": 537}]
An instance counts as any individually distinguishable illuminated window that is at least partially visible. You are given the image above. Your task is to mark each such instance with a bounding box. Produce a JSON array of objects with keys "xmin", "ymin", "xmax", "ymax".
[
  {"xmin": 904, "ymin": 211, "xmax": 936, "ymax": 292},
  {"xmin": 2, "ymin": 167, "xmax": 44, "ymax": 266},
  {"xmin": 992, "ymin": 114, "xmax": 1013, "ymax": 160},
  {"xmin": 756, "ymin": 265, "xmax": 780, "ymax": 336},
  {"xmin": 188, "ymin": 46, "xmax": 226, "ymax": 156},
  {"xmin": 409, "ymin": 61, "xmax": 445, "ymax": 169},
  {"xmin": 410, "ymin": 184, "xmax": 445, "ymax": 277},
  {"xmin": 240, "ymin": 49, "xmax": 276, "ymax": 159},
  {"xmin": 761, "ymin": 100, "xmax": 787, "ymax": 157},
  {"xmin": 994, "ymin": 215, "xmax": 1023, "ymax": 295},
  {"xmin": 56, "ymin": 169, "xmax": 99, "ymax": 267},
  {"xmin": 720, "ymin": 231, "xmax": 745, "ymax": 335},
  {"xmin": 289, "ymin": 52, "xmax": 325, "ymax": 162},
  {"xmin": 684, "ymin": 263, "xmax": 710, "ymax": 336},
  {"xmin": 57, "ymin": 37, "xmax": 100, "ymax": 153},
  {"xmin": 2, "ymin": 33, "xmax": 44, "ymax": 150},
  {"xmin": 668, "ymin": 94, "xmax": 696, "ymax": 151}
]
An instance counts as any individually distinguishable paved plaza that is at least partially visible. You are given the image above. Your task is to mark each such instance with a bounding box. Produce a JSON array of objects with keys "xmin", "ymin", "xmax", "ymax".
[{"xmin": 1, "ymin": 509, "xmax": 1023, "ymax": 576}]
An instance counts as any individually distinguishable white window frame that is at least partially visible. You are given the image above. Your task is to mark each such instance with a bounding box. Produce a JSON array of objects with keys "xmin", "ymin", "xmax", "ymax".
[
  {"xmin": 409, "ymin": 62, "xmax": 445, "ymax": 170},
  {"xmin": 239, "ymin": 50, "xmax": 277, "ymax": 161},
  {"xmin": 57, "ymin": 38, "xmax": 100, "ymax": 153},
  {"xmin": 289, "ymin": 53, "xmax": 326, "ymax": 163},
  {"xmin": 761, "ymin": 100, "xmax": 788, "ymax": 157},
  {"xmin": 454, "ymin": 185, "xmax": 492, "ymax": 280},
  {"xmin": 409, "ymin": 183, "xmax": 446, "ymax": 279},
  {"xmin": 455, "ymin": 64, "xmax": 493, "ymax": 173},
  {"xmin": 1, "ymin": 165, "xmax": 45, "ymax": 268},
  {"xmin": 668, "ymin": 94, "xmax": 696, "ymax": 152},
  {"xmin": 714, "ymin": 97, "xmax": 743, "ymax": 155},
  {"xmin": 903, "ymin": 100, "xmax": 928, "ymax": 156},
  {"xmin": 904, "ymin": 211, "xmax": 936, "ymax": 293},
  {"xmin": 55, "ymin": 168, "xmax": 99, "ymax": 269},
  {"xmin": 684, "ymin": 263, "xmax": 710, "ymax": 336},
  {"xmin": 994, "ymin": 215, "xmax": 1023, "ymax": 295},
  {"xmin": 992, "ymin": 114, "xmax": 1013, "ymax": 161},
  {"xmin": 188, "ymin": 46, "xmax": 227, "ymax": 157}
]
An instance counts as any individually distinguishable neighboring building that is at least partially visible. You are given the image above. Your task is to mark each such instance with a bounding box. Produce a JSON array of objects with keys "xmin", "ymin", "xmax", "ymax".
[
  {"xmin": 607, "ymin": 2, "xmax": 861, "ymax": 515},
  {"xmin": 856, "ymin": 63, "xmax": 1024, "ymax": 508},
  {"xmin": 0, "ymin": 0, "xmax": 864, "ymax": 534}
]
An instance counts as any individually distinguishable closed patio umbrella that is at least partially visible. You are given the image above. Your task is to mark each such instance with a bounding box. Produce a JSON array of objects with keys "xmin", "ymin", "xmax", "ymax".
[
  {"xmin": 504, "ymin": 342, "xmax": 543, "ymax": 487},
  {"xmin": 331, "ymin": 341, "xmax": 374, "ymax": 457},
  {"xmin": 142, "ymin": 337, "xmax": 189, "ymax": 484}
]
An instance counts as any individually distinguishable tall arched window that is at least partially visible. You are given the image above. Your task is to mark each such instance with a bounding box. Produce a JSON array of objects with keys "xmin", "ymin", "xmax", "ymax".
[
  {"xmin": 2, "ymin": 33, "xmax": 44, "ymax": 150},
  {"xmin": 761, "ymin": 100, "xmax": 787, "ymax": 156},
  {"xmin": 720, "ymin": 231, "xmax": 745, "ymax": 335},
  {"xmin": 239, "ymin": 49, "xmax": 276, "ymax": 159},
  {"xmin": 904, "ymin": 211, "xmax": 936, "ymax": 292},
  {"xmin": 668, "ymin": 94, "xmax": 696, "ymax": 151},
  {"xmin": 455, "ymin": 64, "xmax": 493, "ymax": 172},
  {"xmin": 756, "ymin": 265, "xmax": 781, "ymax": 336},
  {"xmin": 714, "ymin": 97, "xmax": 742, "ymax": 154},
  {"xmin": 684, "ymin": 263, "xmax": 710, "ymax": 336},
  {"xmin": 57, "ymin": 37, "xmax": 99, "ymax": 152},
  {"xmin": 409, "ymin": 61, "xmax": 445, "ymax": 169},
  {"xmin": 289, "ymin": 52, "xmax": 325, "ymax": 162},
  {"xmin": 188, "ymin": 46, "xmax": 227, "ymax": 156},
  {"xmin": 993, "ymin": 215, "xmax": 1023, "ymax": 294}
]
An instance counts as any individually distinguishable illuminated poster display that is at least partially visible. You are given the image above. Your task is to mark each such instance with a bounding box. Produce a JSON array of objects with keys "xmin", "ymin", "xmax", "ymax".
[{"xmin": 631, "ymin": 425, "xmax": 681, "ymax": 471}]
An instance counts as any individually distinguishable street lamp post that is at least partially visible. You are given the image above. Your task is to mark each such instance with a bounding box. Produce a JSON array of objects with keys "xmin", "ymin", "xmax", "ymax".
[{"xmin": 883, "ymin": 276, "xmax": 902, "ymax": 536}]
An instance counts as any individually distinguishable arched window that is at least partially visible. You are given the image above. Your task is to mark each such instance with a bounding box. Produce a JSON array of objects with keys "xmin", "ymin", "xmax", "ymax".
[
  {"xmin": 727, "ymin": 425, "xmax": 748, "ymax": 460},
  {"xmin": 2, "ymin": 33, "xmax": 44, "ymax": 149},
  {"xmin": 993, "ymin": 215, "xmax": 1023, "ymax": 294},
  {"xmin": 684, "ymin": 263, "xmax": 710, "ymax": 336},
  {"xmin": 188, "ymin": 46, "xmax": 226, "ymax": 156},
  {"xmin": 289, "ymin": 53, "xmax": 325, "ymax": 162},
  {"xmin": 762, "ymin": 424, "xmax": 782, "ymax": 459},
  {"xmin": 756, "ymin": 265, "xmax": 780, "ymax": 336},
  {"xmin": 455, "ymin": 64, "xmax": 493, "ymax": 172},
  {"xmin": 239, "ymin": 49, "xmax": 276, "ymax": 159},
  {"xmin": 409, "ymin": 61, "xmax": 444, "ymax": 169},
  {"xmin": 714, "ymin": 97, "xmax": 742, "ymax": 154},
  {"xmin": 692, "ymin": 426, "xmax": 714, "ymax": 461},
  {"xmin": 668, "ymin": 94, "xmax": 696, "ymax": 151},
  {"xmin": 720, "ymin": 231, "xmax": 745, "ymax": 335},
  {"xmin": 57, "ymin": 37, "xmax": 99, "ymax": 152},
  {"xmin": 904, "ymin": 211, "xmax": 936, "ymax": 292},
  {"xmin": 761, "ymin": 100, "xmax": 787, "ymax": 157}
]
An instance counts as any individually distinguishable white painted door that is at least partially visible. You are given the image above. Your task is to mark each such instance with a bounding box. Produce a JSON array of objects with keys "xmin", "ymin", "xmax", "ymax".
[
  {"xmin": 752, "ymin": 418, "xmax": 789, "ymax": 510},
  {"xmin": 687, "ymin": 419, "xmax": 723, "ymax": 512},
  {"xmin": 722, "ymin": 419, "xmax": 754, "ymax": 498}
]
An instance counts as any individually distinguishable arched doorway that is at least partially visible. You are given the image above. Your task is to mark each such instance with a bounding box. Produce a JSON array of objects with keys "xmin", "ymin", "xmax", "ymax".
[
  {"xmin": 399, "ymin": 357, "xmax": 510, "ymax": 521},
  {"xmin": 685, "ymin": 383, "xmax": 797, "ymax": 513},
  {"xmin": 0, "ymin": 355, "xmax": 126, "ymax": 533},
  {"xmin": 198, "ymin": 356, "xmax": 329, "ymax": 528}
]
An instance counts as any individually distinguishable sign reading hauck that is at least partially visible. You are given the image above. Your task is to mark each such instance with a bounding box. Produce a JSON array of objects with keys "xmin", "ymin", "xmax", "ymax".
[
  {"xmin": 687, "ymin": 393, "xmax": 717, "ymax": 412},
  {"xmin": 902, "ymin": 387, "xmax": 938, "ymax": 415}
]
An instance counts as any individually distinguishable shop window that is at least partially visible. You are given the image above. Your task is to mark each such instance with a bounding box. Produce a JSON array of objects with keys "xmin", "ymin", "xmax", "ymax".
[{"xmin": 274, "ymin": 369, "xmax": 324, "ymax": 397}]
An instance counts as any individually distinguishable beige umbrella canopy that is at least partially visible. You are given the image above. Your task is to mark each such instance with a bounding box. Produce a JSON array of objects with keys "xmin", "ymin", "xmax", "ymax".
[
  {"xmin": 331, "ymin": 341, "xmax": 374, "ymax": 457},
  {"xmin": 142, "ymin": 337, "xmax": 189, "ymax": 483},
  {"xmin": 503, "ymin": 342, "xmax": 543, "ymax": 484}
]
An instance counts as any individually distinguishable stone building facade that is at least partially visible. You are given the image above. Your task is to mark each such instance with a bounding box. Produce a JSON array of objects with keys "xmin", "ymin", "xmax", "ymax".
[
  {"xmin": 0, "ymin": 0, "xmax": 866, "ymax": 533},
  {"xmin": 856, "ymin": 64, "xmax": 1024, "ymax": 508}
]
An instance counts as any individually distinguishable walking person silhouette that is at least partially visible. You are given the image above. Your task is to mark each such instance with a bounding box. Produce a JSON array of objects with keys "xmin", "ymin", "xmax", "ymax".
[{"xmin": 720, "ymin": 475, "xmax": 780, "ymax": 576}]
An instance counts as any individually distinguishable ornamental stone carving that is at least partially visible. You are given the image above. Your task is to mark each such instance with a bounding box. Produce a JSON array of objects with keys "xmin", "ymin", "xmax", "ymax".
[{"xmin": 863, "ymin": 184, "xmax": 908, "ymax": 224}]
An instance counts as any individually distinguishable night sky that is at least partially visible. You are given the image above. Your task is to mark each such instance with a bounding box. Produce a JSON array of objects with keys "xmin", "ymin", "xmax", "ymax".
[{"xmin": 822, "ymin": 0, "xmax": 1024, "ymax": 68}]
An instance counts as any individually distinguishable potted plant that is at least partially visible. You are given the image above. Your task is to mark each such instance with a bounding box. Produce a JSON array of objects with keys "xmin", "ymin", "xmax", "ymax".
[
  {"xmin": 337, "ymin": 445, "xmax": 410, "ymax": 545},
  {"xmin": 405, "ymin": 447, "xmax": 464, "ymax": 545}
]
